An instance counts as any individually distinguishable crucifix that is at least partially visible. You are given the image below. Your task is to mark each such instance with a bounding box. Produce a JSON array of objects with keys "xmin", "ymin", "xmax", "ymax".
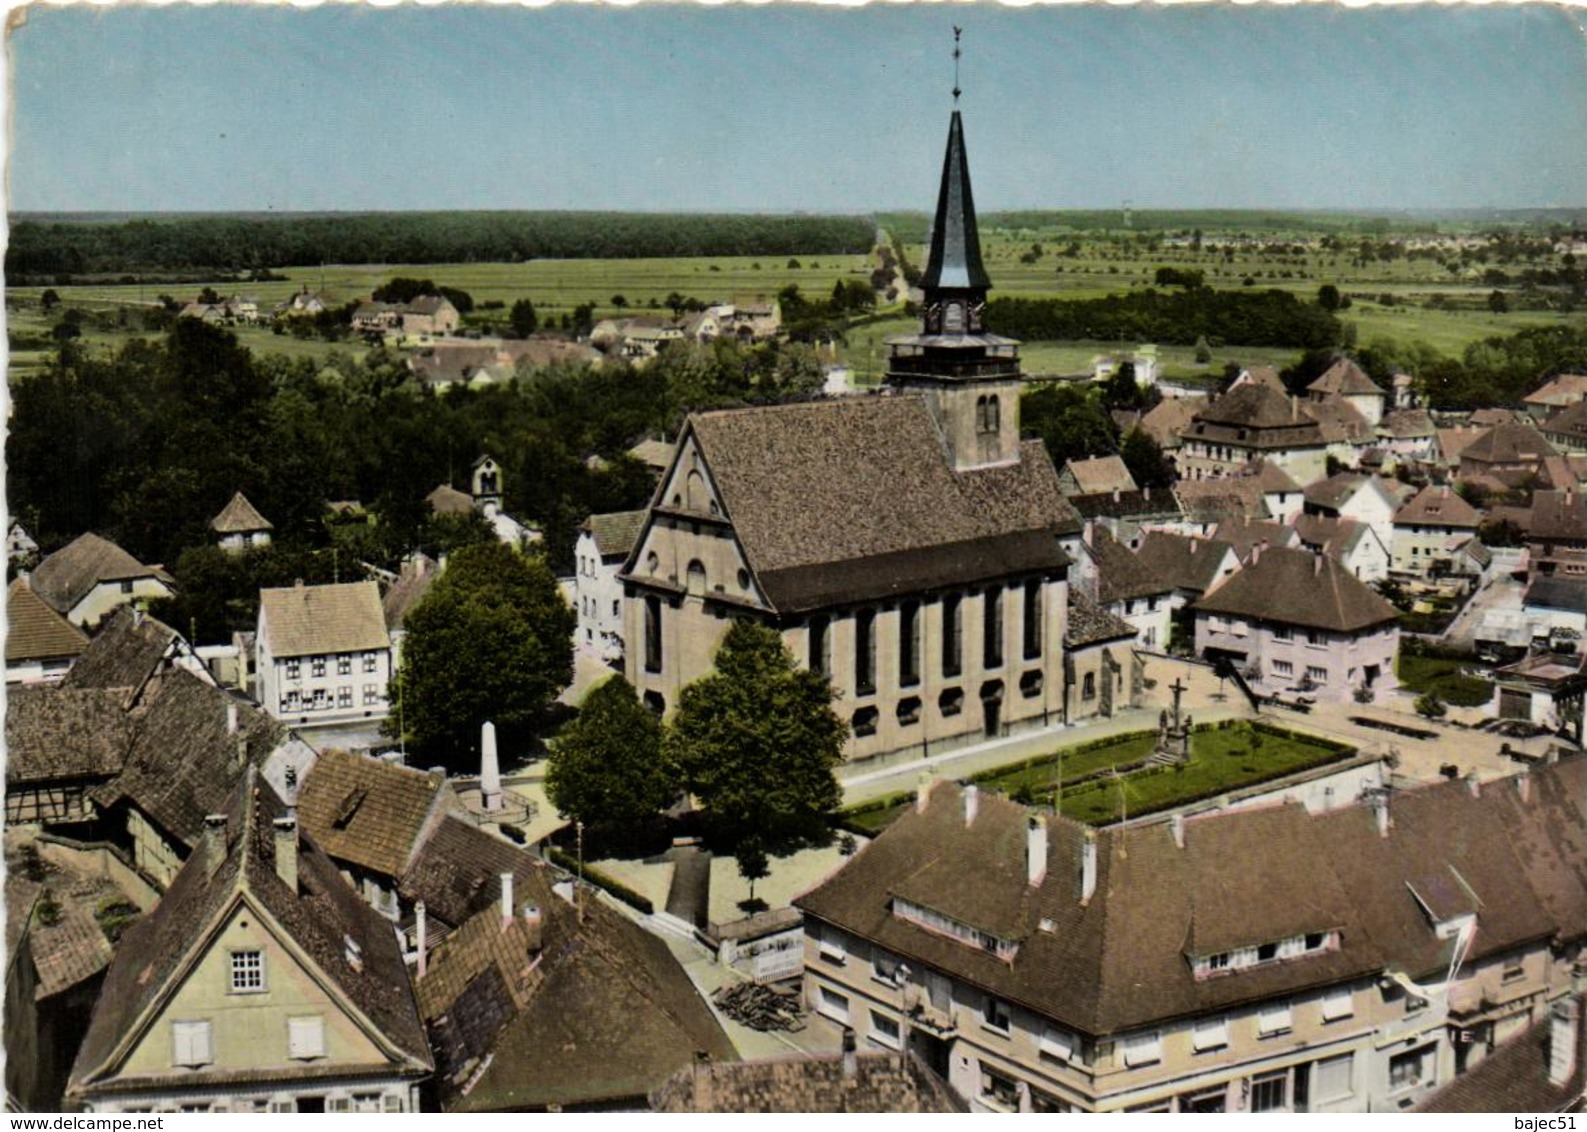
[{"xmin": 1168, "ymin": 676, "xmax": 1188, "ymax": 732}]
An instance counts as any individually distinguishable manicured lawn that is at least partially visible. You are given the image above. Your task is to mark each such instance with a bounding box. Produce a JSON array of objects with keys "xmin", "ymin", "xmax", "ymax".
[
  {"xmin": 1396, "ymin": 652, "xmax": 1494, "ymax": 707},
  {"xmin": 837, "ymin": 721, "xmax": 1353, "ymax": 835}
]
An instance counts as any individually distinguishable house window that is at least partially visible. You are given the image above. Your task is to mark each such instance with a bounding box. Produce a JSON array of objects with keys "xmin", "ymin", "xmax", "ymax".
[
  {"xmin": 1082, "ymin": 672, "xmax": 1096, "ymax": 700},
  {"xmin": 172, "ymin": 1020, "xmax": 213, "ymax": 1067},
  {"xmin": 1274, "ymin": 625, "xmax": 1293, "ymax": 641},
  {"xmin": 311, "ymin": 688, "xmax": 328, "ymax": 710},
  {"xmin": 1023, "ymin": 580, "xmax": 1043, "ymax": 660},
  {"xmin": 337, "ymin": 655, "xmax": 352, "ymax": 676},
  {"xmin": 1192, "ymin": 1016, "xmax": 1228, "ymax": 1052},
  {"xmin": 362, "ymin": 652, "xmax": 378, "ymax": 673},
  {"xmin": 1123, "ymin": 1031, "xmax": 1162, "ymax": 1067},
  {"xmin": 230, "ymin": 949, "xmax": 265, "ymax": 992},
  {"xmin": 1316, "ymin": 986, "xmax": 1355, "ymax": 1021},
  {"xmin": 1039, "ymin": 1026, "xmax": 1075, "ymax": 1063},
  {"xmin": 1019, "ymin": 670, "xmax": 1043, "ymax": 699},
  {"xmin": 983, "ymin": 586, "xmax": 1004, "ymax": 668},
  {"xmin": 1501, "ymin": 955, "xmax": 1525, "ymax": 983},
  {"xmin": 817, "ymin": 933, "xmax": 846, "ymax": 966},
  {"xmin": 855, "ymin": 610, "xmax": 876, "ymax": 696},
  {"xmin": 942, "ymin": 594, "xmax": 963, "ymax": 677},
  {"xmin": 286, "ymin": 660, "xmax": 301, "ymax": 680},
  {"xmin": 980, "ymin": 1065, "xmax": 1020, "ymax": 1110},
  {"xmin": 852, "ymin": 707, "xmax": 878, "ymax": 738},
  {"xmin": 809, "ymin": 615, "xmax": 830, "ymax": 677},
  {"xmin": 1306, "ymin": 629, "xmax": 1325, "ymax": 645},
  {"xmin": 337, "ymin": 686, "xmax": 352, "ymax": 709},
  {"xmin": 869, "ymin": 1010, "xmax": 901, "ymax": 1050},
  {"xmin": 1250, "ymin": 1070, "xmax": 1289, "ymax": 1112},
  {"xmin": 938, "ymin": 687, "xmax": 964, "ymax": 717},
  {"xmin": 1389, "ymin": 1045, "xmax": 1436, "ymax": 1093},
  {"xmin": 288, "ymin": 1016, "xmax": 325, "ymax": 1060},
  {"xmin": 896, "ymin": 697, "xmax": 922, "ymax": 726},
  {"xmin": 1306, "ymin": 666, "xmax": 1328, "ymax": 684},
  {"xmin": 1272, "ymin": 660, "xmax": 1294, "ymax": 677},
  {"xmin": 872, "ymin": 950, "xmax": 901, "ymax": 987},
  {"xmin": 644, "ymin": 596, "xmax": 662, "ymax": 673},
  {"xmin": 611, "ymin": 600, "xmax": 620, "ymax": 617},
  {"xmin": 983, "ymin": 997, "xmax": 1011, "ymax": 1034},
  {"xmin": 817, "ymin": 986, "xmax": 850, "ymax": 1024},
  {"xmin": 311, "ymin": 657, "xmax": 326, "ymax": 678},
  {"xmin": 363, "ymin": 684, "xmax": 381, "ymax": 705},
  {"xmin": 899, "ymin": 601, "xmax": 921, "ymax": 687},
  {"xmin": 1258, "ymin": 1002, "xmax": 1292, "ymax": 1036},
  {"xmin": 283, "ymin": 691, "xmax": 301, "ymax": 713},
  {"xmin": 1315, "ymin": 1053, "xmax": 1354, "ymax": 1104}
]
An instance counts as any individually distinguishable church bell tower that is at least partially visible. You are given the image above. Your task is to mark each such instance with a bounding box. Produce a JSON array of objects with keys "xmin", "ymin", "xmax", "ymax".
[{"xmin": 886, "ymin": 32, "xmax": 1022, "ymax": 471}]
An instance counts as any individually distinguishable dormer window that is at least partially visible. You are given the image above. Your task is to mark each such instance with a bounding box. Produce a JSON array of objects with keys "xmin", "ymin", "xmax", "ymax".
[
  {"xmin": 1192, "ymin": 930, "xmax": 1338, "ymax": 978},
  {"xmin": 894, "ymin": 898, "xmax": 1018, "ymax": 960}
]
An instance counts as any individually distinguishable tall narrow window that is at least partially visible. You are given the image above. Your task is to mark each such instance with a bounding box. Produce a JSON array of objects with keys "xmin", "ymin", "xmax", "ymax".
[
  {"xmin": 809, "ymin": 616, "xmax": 831, "ymax": 677},
  {"xmin": 942, "ymin": 595, "xmax": 963, "ymax": 678},
  {"xmin": 644, "ymin": 595, "xmax": 663, "ymax": 674},
  {"xmin": 1023, "ymin": 579, "xmax": 1043, "ymax": 660},
  {"xmin": 899, "ymin": 601, "xmax": 920, "ymax": 687},
  {"xmin": 974, "ymin": 395, "xmax": 988, "ymax": 432},
  {"xmin": 986, "ymin": 395, "xmax": 1001, "ymax": 434},
  {"xmin": 855, "ymin": 610, "xmax": 876, "ymax": 696},
  {"xmin": 983, "ymin": 586, "xmax": 1004, "ymax": 669}
]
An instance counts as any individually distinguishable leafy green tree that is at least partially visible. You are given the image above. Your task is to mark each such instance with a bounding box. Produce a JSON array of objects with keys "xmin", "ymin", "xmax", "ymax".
[
  {"xmin": 610, "ymin": 294, "xmax": 628, "ymax": 310},
  {"xmin": 664, "ymin": 291, "xmax": 687, "ymax": 318},
  {"xmin": 1119, "ymin": 427, "xmax": 1175, "ymax": 489},
  {"xmin": 388, "ymin": 542, "xmax": 575, "ymax": 771},
  {"xmin": 510, "ymin": 298, "xmax": 538, "ymax": 338},
  {"xmin": 1193, "ymin": 335, "xmax": 1212, "ymax": 364},
  {"xmin": 545, "ymin": 676, "xmax": 673, "ymax": 831},
  {"xmin": 373, "ymin": 277, "xmax": 437, "ymax": 304},
  {"xmin": 1021, "ymin": 384, "xmax": 1119, "ymax": 470},
  {"xmin": 1488, "ymin": 289, "xmax": 1510, "ymax": 314},
  {"xmin": 664, "ymin": 621, "xmax": 846, "ymax": 851},
  {"xmin": 40, "ymin": 288, "xmax": 59, "ymax": 310},
  {"xmin": 1414, "ymin": 693, "xmax": 1448, "ymax": 721},
  {"xmin": 736, "ymin": 836, "xmax": 770, "ymax": 912}
]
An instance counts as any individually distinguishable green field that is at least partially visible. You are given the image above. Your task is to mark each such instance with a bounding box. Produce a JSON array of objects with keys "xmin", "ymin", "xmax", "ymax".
[
  {"xmin": 838, "ymin": 721, "xmax": 1353, "ymax": 835},
  {"xmin": 1396, "ymin": 651, "xmax": 1494, "ymax": 708}
]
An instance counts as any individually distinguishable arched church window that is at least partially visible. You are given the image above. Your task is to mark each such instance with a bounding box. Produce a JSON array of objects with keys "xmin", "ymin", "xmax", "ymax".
[{"xmin": 686, "ymin": 560, "xmax": 706, "ymax": 596}]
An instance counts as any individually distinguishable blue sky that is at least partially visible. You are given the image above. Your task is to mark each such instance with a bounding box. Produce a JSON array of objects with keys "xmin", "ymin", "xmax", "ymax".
[{"xmin": 8, "ymin": 3, "xmax": 1587, "ymax": 214}]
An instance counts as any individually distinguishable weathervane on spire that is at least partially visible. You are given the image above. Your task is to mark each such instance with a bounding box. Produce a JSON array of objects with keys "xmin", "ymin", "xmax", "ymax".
[{"xmin": 952, "ymin": 26, "xmax": 963, "ymax": 104}]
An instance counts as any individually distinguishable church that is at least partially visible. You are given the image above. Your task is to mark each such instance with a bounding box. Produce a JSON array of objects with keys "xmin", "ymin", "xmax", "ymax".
[{"xmin": 620, "ymin": 105, "xmax": 1139, "ymax": 761}]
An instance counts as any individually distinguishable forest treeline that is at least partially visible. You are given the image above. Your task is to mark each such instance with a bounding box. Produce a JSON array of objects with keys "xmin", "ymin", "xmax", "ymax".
[
  {"xmin": 5, "ymin": 212, "xmax": 878, "ymax": 280},
  {"xmin": 987, "ymin": 288, "xmax": 1343, "ymax": 350}
]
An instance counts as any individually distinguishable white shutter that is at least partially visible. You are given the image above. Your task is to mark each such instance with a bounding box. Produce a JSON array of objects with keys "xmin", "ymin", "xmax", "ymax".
[
  {"xmin": 1258, "ymin": 1002, "xmax": 1293, "ymax": 1035},
  {"xmin": 1039, "ymin": 1026, "xmax": 1075, "ymax": 1062},
  {"xmin": 288, "ymin": 1015, "xmax": 325, "ymax": 1059},
  {"xmin": 1122, "ymin": 1031, "xmax": 1162, "ymax": 1067},
  {"xmin": 172, "ymin": 1020, "xmax": 212, "ymax": 1067},
  {"xmin": 1192, "ymin": 1016, "xmax": 1228, "ymax": 1051},
  {"xmin": 1321, "ymin": 988, "xmax": 1354, "ymax": 1021},
  {"xmin": 1315, "ymin": 1053, "xmax": 1354, "ymax": 1103}
]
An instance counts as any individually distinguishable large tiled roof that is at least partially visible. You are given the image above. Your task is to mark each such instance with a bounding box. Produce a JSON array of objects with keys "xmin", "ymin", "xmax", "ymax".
[
  {"xmin": 1064, "ymin": 593, "xmax": 1136, "ymax": 648},
  {"xmin": 1525, "ymin": 575, "xmax": 1587, "ymax": 613},
  {"xmin": 1418, "ymin": 993, "xmax": 1587, "ymax": 1113},
  {"xmin": 650, "ymin": 1052, "xmax": 969, "ymax": 1113},
  {"xmin": 69, "ymin": 769, "xmax": 431, "ymax": 1098},
  {"xmin": 1191, "ymin": 545, "xmax": 1397, "ymax": 632},
  {"xmin": 1068, "ymin": 487, "xmax": 1180, "ymax": 521},
  {"xmin": 1238, "ymin": 458, "xmax": 1301, "ymax": 494},
  {"xmin": 1133, "ymin": 531, "xmax": 1237, "ymax": 595},
  {"xmin": 30, "ymin": 533, "xmax": 160, "ymax": 615},
  {"xmin": 1305, "ymin": 397, "xmax": 1372, "ymax": 444},
  {"xmin": 1394, "ymin": 483, "xmax": 1482, "ymax": 529},
  {"xmin": 1302, "ymin": 471, "xmax": 1373, "ymax": 512},
  {"xmin": 1307, "ymin": 357, "xmax": 1382, "ymax": 397},
  {"xmin": 5, "ymin": 577, "xmax": 89, "ymax": 663},
  {"xmin": 1173, "ymin": 479, "xmax": 1271, "ymax": 524},
  {"xmin": 678, "ymin": 399, "xmax": 1077, "ymax": 612},
  {"xmin": 1532, "ymin": 489, "xmax": 1587, "ymax": 541},
  {"xmin": 420, "ymin": 872, "xmax": 735, "ymax": 1111},
  {"xmin": 1523, "ymin": 372, "xmax": 1587, "ymax": 408},
  {"xmin": 1293, "ymin": 513, "xmax": 1375, "ymax": 560},
  {"xmin": 426, "ymin": 483, "xmax": 475, "ymax": 515},
  {"xmin": 259, "ymin": 580, "xmax": 389, "ymax": 658},
  {"xmin": 1379, "ymin": 408, "xmax": 1437, "ymax": 439},
  {"xmin": 1211, "ymin": 517, "xmax": 1301, "ymax": 559},
  {"xmin": 62, "ymin": 607, "xmax": 184, "ymax": 696},
  {"xmin": 584, "ymin": 509, "xmax": 647, "ymax": 560},
  {"xmin": 209, "ymin": 491, "xmax": 273, "ymax": 534},
  {"xmin": 4, "ymin": 685, "xmax": 131, "ymax": 786},
  {"xmin": 1460, "ymin": 421, "xmax": 1558, "ymax": 466},
  {"xmin": 1234, "ymin": 365, "xmax": 1286, "ymax": 394},
  {"xmin": 296, "ymin": 749, "xmax": 451, "ymax": 880},
  {"xmin": 797, "ymin": 760, "xmax": 1584, "ymax": 1039},
  {"xmin": 399, "ymin": 815, "xmax": 540, "ymax": 929},
  {"xmin": 1087, "ymin": 529, "xmax": 1170, "ymax": 604},
  {"xmin": 89, "ymin": 669, "xmax": 290, "ymax": 852},
  {"xmin": 1060, "ymin": 455, "xmax": 1136, "ymax": 496},
  {"xmin": 1137, "ymin": 395, "xmax": 1203, "ymax": 450},
  {"xmin": 1190, "ymin": 383, "xmax": 1319, "ymax": 434}
]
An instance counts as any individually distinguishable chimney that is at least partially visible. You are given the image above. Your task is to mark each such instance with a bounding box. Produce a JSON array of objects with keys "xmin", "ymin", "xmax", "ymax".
[
  {"xmin": 500, "ymin": 872, "xmax": 514, "ymax": 928},
  {"xmin": 272, "ymin": 815, "xmax": 298, "ymax": 893},
  {"xmin": 1082, "ymin": 520, "xmax": 1095, "ymax": 550},
  {"xmin": 1549, "ymin": 998, "xmax": 1580, "ymax": 1088},
  {"xmin": 225, "ymin": 702, "xmax": 239, "ymax": 736},
  {"xmin": 1170, "ymin": 812, "xmax": 1185, "ymax": 849},
  {"xmin": 1080, "ymin": 830, "xmax": 1098, "ymax": 903},
  {"xmin": 1251, "ymin": 543, "xmax": 1262, "ymax": 565},
  {"xmin": 481, "ymin": 721, "xmax": 502, "ymax": 813},
  {"xmin": 915, "ymin": 771, "xmax": 935, "ymax": 814},
  {"xmin": 841, "ymin": 1027, "xmax": 858, "ymax": 1079},
  {"xmin": 1372, "ymin": 790, "xmax": 1391, "ymax": 838},
  {"xmin": 203, "ymin": 813, "xmax": 228, "ymax": 872},
  {"xmin": 1465, "ymin": 772, "xmax": 1481, "ymax": 799},
  {"xmin": 963, "ymin": 783, "xmax": 979, "ymax": 827},
  {"xmin": 692, "ymin": 1050, "xmax": 713, "ymax": 1110},
  {"xmin": 415, "ymin": 900, "xmax": 428, "ymax": 979},
  {"xmin": 553, "ymin": 878, "xmax": 575, "ymax": 905},
  {"xmin": 237, "ymin": 735, "xmax": 248, "ymax": 769},
  {"xmin": 1027, "ymin": 816, "xmax": 1048, "ymax": 887},
  {"xmin": 1314, "ymin": 554, "xmax": 1324, "ymax": 577}
]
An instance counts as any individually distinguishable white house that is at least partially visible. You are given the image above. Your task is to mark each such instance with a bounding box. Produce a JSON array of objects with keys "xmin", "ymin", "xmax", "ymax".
[
  {"xmin": 28, "ymin": 532, "xmax": 175, "ymax": 630},
  {"xmin": 574, "ymin": 510, "xmax": 646, "ymax": 663},
  {"xmin": 1391, "ymin": 485, "xmax": 1484, "ymax": 578},
  {"xmin": 210, "ymin": 492, "xmax": 274, "ymax": 554},
  {"xmin": 256, "ymin": 581, "xmax": 392, "ymax": 728}
]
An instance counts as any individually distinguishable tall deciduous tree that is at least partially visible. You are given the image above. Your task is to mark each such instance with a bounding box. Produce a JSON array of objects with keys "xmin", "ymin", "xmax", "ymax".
[
  {"xmin": 388, "ymin": 542, "xmax": 575, "ymax": 771},
  {"xmin": 664, "ymin": 621, "xmax": 846, "ymax": 851},
  {"xmin": 1119, "ymin": 427, "xmax": 1175, "ymax": 490},
  {"xmin": 510, "ymin": 298, "xmax": 538, "ymax": 337},
  {"xmin": 545, "ymin": 676, "xmax": 672, "ymax": 832}
]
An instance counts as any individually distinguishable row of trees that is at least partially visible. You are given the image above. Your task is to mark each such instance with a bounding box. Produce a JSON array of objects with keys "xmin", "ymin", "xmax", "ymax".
[
  {"xmin": 987, "ymin": 288, "xmax": 1343, "ymax": 350},
  {"xmin": 6, "ymin": 212, "xmax": 876, "ymax": 280},
  {"xmin": 545, "ymin": 623, "xmax": 846, "ymax": 854}
]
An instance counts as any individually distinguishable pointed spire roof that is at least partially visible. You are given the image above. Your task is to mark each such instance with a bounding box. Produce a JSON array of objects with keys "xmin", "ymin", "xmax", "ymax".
[
  {"xmin": 210, "ymin": 491, "xmax": 273, "ymax": 534},
  {"xmin": 921, "ymin": 111, "xmax": 991, "ymax": 294}
]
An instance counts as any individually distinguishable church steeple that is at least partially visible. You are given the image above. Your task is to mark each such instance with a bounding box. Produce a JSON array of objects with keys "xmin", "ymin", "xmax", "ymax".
[
  {"xmin": 921, "ymin": 111, "xmax": 992, "ymax": 301},
  {"xmin": 884, "ymin": 33, "xmax": 1023, "ymax": 471}
]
